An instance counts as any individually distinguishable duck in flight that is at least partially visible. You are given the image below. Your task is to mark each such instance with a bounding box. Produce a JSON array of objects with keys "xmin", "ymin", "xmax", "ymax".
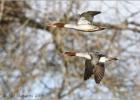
[
  {"xmin": 48, "ymin": 11, "xmax": 106, "ymax": 32},
  {"xmin": 64, "ymin": 51, "xmax": 118, "ymax": 84}
]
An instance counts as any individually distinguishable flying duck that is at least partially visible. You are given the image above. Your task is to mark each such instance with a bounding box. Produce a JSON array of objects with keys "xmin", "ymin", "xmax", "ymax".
[
  {"xmin": 64, "ymin": 51, "xmax": 118, "ymax": 84},
  {"xmin": 48, "ymin": 11, "xmax": 106, "ymax": 32}
]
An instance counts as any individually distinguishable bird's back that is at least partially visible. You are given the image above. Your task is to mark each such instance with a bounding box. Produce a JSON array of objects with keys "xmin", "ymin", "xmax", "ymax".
[{"xmin": 88, "ymin": 52, "xmax": 100, "ymax": 65}]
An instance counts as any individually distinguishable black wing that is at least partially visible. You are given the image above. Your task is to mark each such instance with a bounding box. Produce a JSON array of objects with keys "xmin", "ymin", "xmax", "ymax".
[
  {"xmin": 79, "ymin": 11, "xmax": 101, "ymax": 24},
  {"xmin": 94, "ymin": 63, "xmax": 105, "ymax": 84},
  {"xmin": 84, "ymin": 59, "xmax": 94, "ymax": 80},
  {"xmin": 80, "ymin": 11, "xmax": 101, "ymax": 17}
]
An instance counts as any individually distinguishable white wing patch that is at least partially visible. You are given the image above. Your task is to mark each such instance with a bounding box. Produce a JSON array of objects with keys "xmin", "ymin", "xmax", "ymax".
[{"xmin": 77, "ymin": 17, "xmax": 91, "ymax": 25}]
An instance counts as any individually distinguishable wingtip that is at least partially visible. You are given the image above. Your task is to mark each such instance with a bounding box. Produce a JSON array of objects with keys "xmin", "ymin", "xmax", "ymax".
[
  {"xmin": 86, "ymin": 11, "xmax": 101, "ymax": 13},
  {"xmin": 95, "ymin": 11, "xmax": 101, "ymax": 14},
  {"xmin": 84, "ymin": 76, "xmax": 88, "ymax": 81},
  {"xmin": 80, "ymin": 11, "xmax": 101, "ymax": 17},
  {"xmin": 95, "ymin": 81, "xmax": 101, "ymax": 84},
  {"xmin": 84, "ymin": 77, "xmax": 90, "ymax": 81},
  {"xmin": 94, "ymin": 79, "xmax": 101, "ymax": 84}
]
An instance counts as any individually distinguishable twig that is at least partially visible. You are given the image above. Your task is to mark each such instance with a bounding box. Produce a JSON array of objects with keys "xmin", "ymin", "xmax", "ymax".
[
  {"xmin": 60, "ymin": 81, "xmax": 85, "ymax": 98},
  {"xmin": 0, "ymin": 0, "xmax": 5, "ymax": 21}
]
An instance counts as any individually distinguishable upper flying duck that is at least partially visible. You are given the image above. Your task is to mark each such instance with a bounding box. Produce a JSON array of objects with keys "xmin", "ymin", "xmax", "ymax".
[
  {"xmin": 48, "ymin": 11, "xmax": 106, "ymax": 32},
  {"xmin": 64, "ymin": 51, "xmax": 118, "ymax": 84}
]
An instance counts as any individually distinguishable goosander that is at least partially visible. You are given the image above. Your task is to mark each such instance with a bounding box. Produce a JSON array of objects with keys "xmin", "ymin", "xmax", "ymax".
[
  {"xmin": 64, "ymin": 51, "xmax": 118, "ymax": 84},
  {"xmin": 48, "ymin": 11, "xmax": 106, "ymax": 32}
]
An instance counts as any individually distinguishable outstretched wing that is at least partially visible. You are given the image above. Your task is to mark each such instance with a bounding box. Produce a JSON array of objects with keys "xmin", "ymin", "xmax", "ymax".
[
  {"xmin": 94, "ymin": 63, "xmax": 105, "ymax": 84},
  {"xmin": 78, "ymin": 11, "xmax": 101, "ymax": 25},
  {"xmin": 84, "ymin": 59, "xmax": 94, "ymax": 80}
]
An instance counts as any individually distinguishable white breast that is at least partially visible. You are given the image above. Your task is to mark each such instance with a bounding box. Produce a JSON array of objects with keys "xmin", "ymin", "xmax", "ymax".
[
  {"xmin": 76, "ymin": 25, "xmax": 97, "ymax": 31},
  {"xmin": 64, "ymin": 24, "xmax": 96, "ymax": 31},
  {"xmin": 99, "ymin": 57, "xmax": 108, "ymax": 63},
  {"xmin": 64, "ymin": 24, "xmax": 77, "ymax": 29},
  {"xmin": 77, "ymin": 17, "xmax": 91, "ymax": 25}
]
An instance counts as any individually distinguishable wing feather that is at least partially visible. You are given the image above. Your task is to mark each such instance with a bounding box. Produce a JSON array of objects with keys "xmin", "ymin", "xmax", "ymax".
[
  {"xmin": 84, "ymin": 59, "xmax": 94, "ymax": 80},
  {"xmin": 94, "ymin": 63, "xmax": 105, "ymax": 84},
  {"xmin": 78, "ymin": 11, "xmax": 101, "ymax": 25}
]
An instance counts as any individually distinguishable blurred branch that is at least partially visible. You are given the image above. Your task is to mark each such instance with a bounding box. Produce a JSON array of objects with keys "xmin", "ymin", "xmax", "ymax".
[
  {"xmin": 39, "ymin": 80, "xmax": 57, "ymax": 96},
  {"xmin": 60, "ymin": 81, "xmax": 85, "ymax": 98},
  {"xmin": 126, "ymin": 10, "xmax": 140, "ymax": 18},
  {"xmin": 0, "ymin": 0, "xmax": 5, "ymax": 21},
  {"xmin": 57, "ymin": 79, "xmax": 65, "ymax": 98},
  {"xmin": 0, "ymin": 74, "xmax": 11, "ymax": 99}
]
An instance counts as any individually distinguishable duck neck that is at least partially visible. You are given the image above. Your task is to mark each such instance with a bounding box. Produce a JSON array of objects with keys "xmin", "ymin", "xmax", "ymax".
[{"xmin": 64, "ymin": 24, "xmax": 77, "ymax": 29}]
